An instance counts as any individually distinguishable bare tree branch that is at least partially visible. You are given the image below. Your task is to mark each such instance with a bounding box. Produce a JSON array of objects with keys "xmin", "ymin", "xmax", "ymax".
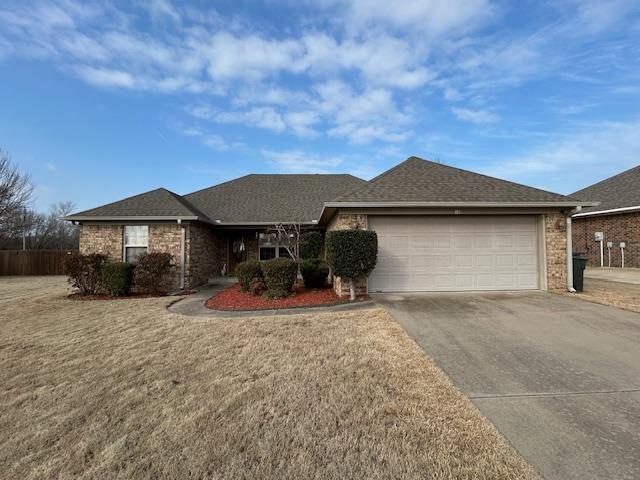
[
  {"xmin": 269, "ymin": 222, "xmax": 302, "ymax": 260},
  {"xmin": 0, "ymin": 149, "xmax": 34, "ymax": 235}
]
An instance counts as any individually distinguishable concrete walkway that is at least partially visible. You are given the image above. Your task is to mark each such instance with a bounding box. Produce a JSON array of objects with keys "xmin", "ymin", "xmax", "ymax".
[
  {"xmin": 169, "ymin": 278, "xmax": 374, "ymax": 317},
  {"xmin": 585, "ymin": 267, "xmax": 640, "ymax": 285},
  {"xmin": 375, "ymin": 291, "xmax": 640, "ymax": 480}
]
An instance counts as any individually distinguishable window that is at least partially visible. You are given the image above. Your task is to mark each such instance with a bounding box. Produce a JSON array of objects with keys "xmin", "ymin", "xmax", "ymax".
[
  {"xmin": 124, "ymin": 225, "xmax": 148, "ymax": 263},
  {"xmin": 259, "ymin": 247, "xmax": 277, "ymax": 261},
  {"xmin": 258, "ymin": 232, "xmax": 291, "ymax": 260}
]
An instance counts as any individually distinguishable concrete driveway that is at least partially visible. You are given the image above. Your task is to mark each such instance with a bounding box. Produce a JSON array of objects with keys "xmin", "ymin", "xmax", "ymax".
[{"xmin": 375, "ymin": 291, "xmax": 640, "ymax": 480}]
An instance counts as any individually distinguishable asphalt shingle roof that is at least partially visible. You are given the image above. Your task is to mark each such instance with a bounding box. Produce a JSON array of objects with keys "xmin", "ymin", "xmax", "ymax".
[
  {"xmin": 69, "ymin": 188, "xmax": 204, "ymax": 218},
  {"xmin": 69, "ymin": 175, "xmax": 366, "ymax": 224},
  {"xmin": 184, "ymin": 174, "xmax": 366, "ymax": 223},
  {"xmin": 332, "ymin": 157, "xmax": 578, "ymax": 204},
  {"xmin": 571, "ymin": 165, "xmax": 640, "ymax": 214}
]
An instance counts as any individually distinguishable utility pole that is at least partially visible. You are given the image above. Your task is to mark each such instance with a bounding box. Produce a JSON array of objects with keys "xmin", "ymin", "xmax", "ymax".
[{"xmin": 22, "ymin": 206, "xmax": 26, "ymax": 251}]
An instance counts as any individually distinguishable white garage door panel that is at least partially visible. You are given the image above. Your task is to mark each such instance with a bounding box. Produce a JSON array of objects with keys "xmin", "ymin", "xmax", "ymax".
[{"xmin": 369, "ymin": 215, "xmax": 539, "ymax": 292}]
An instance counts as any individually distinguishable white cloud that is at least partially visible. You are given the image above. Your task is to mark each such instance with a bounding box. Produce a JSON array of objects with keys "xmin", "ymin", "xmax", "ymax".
[
  {"xmin": 203, "ymin": 32, "xmax": 304, "ymax": 81},
  {"xmin": 73, "ymin": 66, "xmax": 138, "ymax": 88},
  {"xmin": 178, "ymin": 126, "xmax": 228, "ymax": 151},
  {"xmin": 318, "ymin": 0, "xmax": 493, "ymax": 36},
  {"xmin": 262, "ymin": 150, "xmax": 343, "ymax": 173},
  {"xmin": 45, "ymin": 163, "xmax": 57, "ymax": 172},
  {"xmin": 142, "ymin": 0, "xmax": 181, "ymax": 24},
  {"xmin": 451, "ymin": 107, "xmax": 499, "ymax": 124}
]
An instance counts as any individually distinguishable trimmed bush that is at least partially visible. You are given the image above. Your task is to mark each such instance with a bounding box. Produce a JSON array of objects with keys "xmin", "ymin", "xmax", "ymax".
[
  {"xmin": 299, "ymin": 231, "xmax": 323, "ymax": 259},
  {"xmin": 64, "ymin": 253, "xmax": 108, "ymax": 295},
  {"xmin": 261, "ymin": 257, "xmax": 298, "ymax": 298},
  {"xmin": 249, "ymin": 276, "xmax": 267, "ymax": 296},
  {"xmin": 236, "ymin": 260, "xmax": 262, "ymax": 292},
  {"xmin": 300, "ymin": 258, "xmax": 329, "ymax": 289},
  {"xmin": 326, "ymin": 230, "xmax": 378, "ymax": 300},
  {"xmin": 133, "ymin": 252, "xmax": 173, "ymax": 294},
  {"xmin": 101, "ymin": 262, "xmax": 134, "ymax": 296}
]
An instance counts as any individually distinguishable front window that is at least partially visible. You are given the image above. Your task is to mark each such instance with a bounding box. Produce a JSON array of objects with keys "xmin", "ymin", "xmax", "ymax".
[
  {"xmin": 124, "ymin": 225, "xmax": 148, "ymax": 263},
  {"xmin": 258, "ymin": 232, "xmax": 291, "ymax": 260}
]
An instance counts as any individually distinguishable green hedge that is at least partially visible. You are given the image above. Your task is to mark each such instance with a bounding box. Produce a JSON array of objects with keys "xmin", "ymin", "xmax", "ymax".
[
  {"xmin": 101, "ymin": 262, "xmax": 134, "ymax": 296},
  {"xmin": 261, "ymin": 257, "xmax": 298, "ymax": 298},
  {"xmin": 299, "ymin": 231, "xmax": 323, "ymax": 259},
  {"xmin": 326, "ymin": 229, "xmax": 378, "ymax": 279},
  {"xmin": 300, "ymin": 258, "xmax": 329, "ymax": 289},
  {"xmin": 237, "ymin": 260, "xmax": 262, "ymax": 292}
]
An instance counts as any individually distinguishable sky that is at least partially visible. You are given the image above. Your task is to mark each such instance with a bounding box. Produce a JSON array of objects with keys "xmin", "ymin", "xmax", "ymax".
[{"xmin": 0, "ymin": 0, "xmax": 639, "ymax": 212}]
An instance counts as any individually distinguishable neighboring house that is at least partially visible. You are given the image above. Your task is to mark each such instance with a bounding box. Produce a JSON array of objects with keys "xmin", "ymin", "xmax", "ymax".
[
  {"xmin": 67, "ymin": 157, "xmax": 591, "ymax": 294},
  {"xmin": 571, "ymin": 165, "xmax": 640, "ymax": 268}
]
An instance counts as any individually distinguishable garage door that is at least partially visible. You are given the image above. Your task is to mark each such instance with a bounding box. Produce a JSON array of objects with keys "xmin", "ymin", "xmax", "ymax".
[{"xmin": 368, "ymin": 215, "xmax": 539, "ymax": 292}]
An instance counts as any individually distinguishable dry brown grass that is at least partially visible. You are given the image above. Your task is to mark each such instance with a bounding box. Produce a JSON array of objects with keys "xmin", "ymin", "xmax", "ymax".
[
  {"xmin": 569, "ymin": 278, "xmax": 640, "ymax": 313},
  {"xmin": 0, "ymin": 276, "xmax": 539, "ymax": 480}
]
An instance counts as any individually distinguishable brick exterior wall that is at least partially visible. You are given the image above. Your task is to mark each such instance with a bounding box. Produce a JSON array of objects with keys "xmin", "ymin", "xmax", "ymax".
[
  {"xmin": 187, "ymin": 223, "xmax": 227, "ymax": 287},
  {"xmin": 326, "ymin": 213, "xmax": 368, "ymax": 297},
  {"xmin": 78, "ymin": 222, "xmax": 227, "ymax": 290},
  {"xmin": 572, "ymin": 212, "xmax": 640, "ymax": 268},
  {"xmin": 148, "ymin": 223, "xmax": 183, "ymax": 289},
  {"xmin": 544, "ymin": 212, "xmax": 568, "ymax": 292},
  {"xmin": 326, "ymin": 213, "xmax": 367, "ymax": 231},
  {"xmin": 79, "ymin": 224, "xmax": 123, "ymax": 259}
]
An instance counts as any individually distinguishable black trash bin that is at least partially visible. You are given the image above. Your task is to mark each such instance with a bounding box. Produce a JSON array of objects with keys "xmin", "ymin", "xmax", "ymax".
[{"xmin": 572, "ymin": 253, "xmax": 587, "ymax": 292}]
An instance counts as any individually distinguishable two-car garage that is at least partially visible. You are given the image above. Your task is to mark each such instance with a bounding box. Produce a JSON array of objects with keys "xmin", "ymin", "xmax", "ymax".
[{"xmin": 368, "ymin": 215, "xmax": 541, "ymax": 292}]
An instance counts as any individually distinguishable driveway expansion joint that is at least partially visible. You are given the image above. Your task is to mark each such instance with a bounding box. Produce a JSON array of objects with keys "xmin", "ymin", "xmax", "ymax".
[{"xmin": 469, "ymin": 388, "xmax": 640, "ymax": 400}]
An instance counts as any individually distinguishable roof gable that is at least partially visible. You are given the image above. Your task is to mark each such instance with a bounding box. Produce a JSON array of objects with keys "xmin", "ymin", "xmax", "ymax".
[
  {"xmin": 68, "ymin": 188, "xmax": 203, "ymax": 219},
  {"xmin": 332, "ymin": 156, "xmax": 578, "ymax": 204},
  {"xmin": 571, "ymin": 165, "xmax": 640, "ymax": 214}
]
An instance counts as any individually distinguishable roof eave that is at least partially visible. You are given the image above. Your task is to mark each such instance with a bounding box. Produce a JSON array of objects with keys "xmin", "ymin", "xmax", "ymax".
[
  {"xmin": 318, "ymin": 201, "xmax": 599, "ymax": 225},
  {"xmin": 324, "ymin": 201, "xmax": 598, "ymax": 208},
  {"xmin": 573, "ymin": 205, "xmax": 640, "ymax": 218},
  {"xmin": 65, "ymin": 215, "xmax": 203, "ymax": 222}
]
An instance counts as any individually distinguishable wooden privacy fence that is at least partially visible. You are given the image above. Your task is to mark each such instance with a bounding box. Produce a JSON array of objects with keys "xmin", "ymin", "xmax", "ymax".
[{"xmin": 0, "ymin": 250, "xmax": 75, "ymax": 276}]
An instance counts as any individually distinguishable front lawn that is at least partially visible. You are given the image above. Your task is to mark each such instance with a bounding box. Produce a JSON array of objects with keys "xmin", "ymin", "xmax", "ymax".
[{"xmin": 0, "ymin": 276, "xmax": 539, "ymax": 479}]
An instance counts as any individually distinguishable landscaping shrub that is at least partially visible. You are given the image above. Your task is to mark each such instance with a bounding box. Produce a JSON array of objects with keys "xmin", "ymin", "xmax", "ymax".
[
  {"xmin": 236, "ymin": 260, "xmax": 262, "ymax": 292},
  {"xmin": 299, "ymin": 231, "xmax": 322, "ymax": 259},
  {"xmin": 133, "ymin": 252, "xmax": 173, "ymax": 294},
  {"xmin": 326, "ymin": 230, "xmax": 378, "ymax": 300},
  {"xmin": 300, "ymin": 258, "xmax": 329, "ymax": 289},
  {"xmin": 249, "ymin": 277, "xmax": 267, "ymax": 296},
  {"xmin": 261, "ymin": 257, "xmax": 298, "ymax": 298},
  {"xmin": 63, "ymin": 253, "xmax": 108, "ymax": 295},
  {"xmin": 101, "ymin": 262, "xmax": 134, "ymax": 296}
]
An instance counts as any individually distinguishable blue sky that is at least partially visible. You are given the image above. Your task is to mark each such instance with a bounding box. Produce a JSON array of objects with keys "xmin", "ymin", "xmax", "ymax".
[{"xmin": 0, "ymin": 0, "xmax": 639, "ymax": 212}]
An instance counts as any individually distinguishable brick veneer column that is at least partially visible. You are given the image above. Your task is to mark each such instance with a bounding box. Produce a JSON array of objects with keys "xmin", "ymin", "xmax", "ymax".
[{"xmin": 544, "ymin": 212, "xmax": 568, "ymax": 291}]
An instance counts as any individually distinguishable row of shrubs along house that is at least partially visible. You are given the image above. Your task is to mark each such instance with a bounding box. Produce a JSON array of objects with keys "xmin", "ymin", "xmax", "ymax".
[{"xmin": 67, "ymin": 156, "xmax": 597, "ymax": 295}]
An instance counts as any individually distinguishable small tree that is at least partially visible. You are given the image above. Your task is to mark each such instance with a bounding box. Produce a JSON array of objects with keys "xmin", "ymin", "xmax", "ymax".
[
  {"xmin": 326, "ymin": 230, "xmax": 378, "ymax": 301},
  {"xmin": 268, "ymin": 223, "xmax": 301, "ymax": 259}
]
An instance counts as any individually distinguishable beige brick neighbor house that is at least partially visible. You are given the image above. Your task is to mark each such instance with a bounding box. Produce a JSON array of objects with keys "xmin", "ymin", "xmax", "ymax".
[
  {"xmin": 571, "ymin": 165, "xmax": 640, "ymax": 268},
  {"xmin": 67, "ymin": 157, "xmax": 593, "ymax": 294}
]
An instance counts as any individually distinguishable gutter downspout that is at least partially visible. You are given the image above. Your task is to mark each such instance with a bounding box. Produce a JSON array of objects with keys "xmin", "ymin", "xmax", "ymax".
[
  {"xmin": 178, "ymin": 219, "xmax": 186, "ymax": 290},
  {"xmin": 566, "ymin": 206, "xmax": 581, "ymax": 293}
]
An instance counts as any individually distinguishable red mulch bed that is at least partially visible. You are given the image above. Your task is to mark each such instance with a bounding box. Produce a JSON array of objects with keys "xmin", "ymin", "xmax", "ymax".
[
  {"xmin": 67, "ymin": 291, "xmax": 194, "ymax": 301},
  {"xmin": 205, "ymin": 283, "xmax": 368, "ymax": 311}
]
